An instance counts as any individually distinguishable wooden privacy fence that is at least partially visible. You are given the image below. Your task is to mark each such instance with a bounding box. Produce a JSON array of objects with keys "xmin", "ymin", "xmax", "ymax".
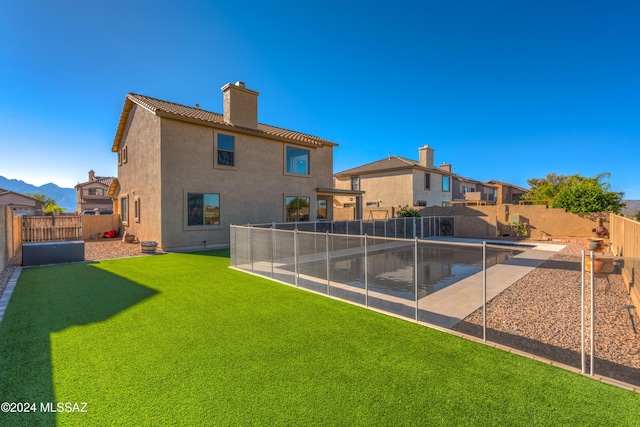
[{"xmin": 22, "ymin": 215, "xmax": 83, "ymax": 242}]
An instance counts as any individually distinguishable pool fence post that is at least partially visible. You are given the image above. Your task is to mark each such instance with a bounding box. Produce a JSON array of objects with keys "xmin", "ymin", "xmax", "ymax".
[
  {"xmin": 271, "ymin": 225, "xmax": 275, "ymax": 279},
  {"xmin": 415, "ymin": 237, "xmax": 419, "ymax": 322},
  {"xmin": 231, "ymin": 225, "xmax": 236, "ymax": 267},
  {"xmin": 581, "ymin": 250, "xmax": 585, "ymax": 374},
  {"xmin": 326, "ymin": 232, "xmax": 330, "ymax": 295},
  {"xmin": 590, "ymin": 250, "xmax": 595, "ymax": 375},
  {"xmin": 248, "ymin": 226, "xmax": 253, "ymax": 272},
  {"xmin": 482, "ymin": 241, "xmax": 487, "ymax": 342},
  {"xmin": 364, "ymin": 234, "xmax": 369, "ymax": 307},
  {"xmin": 294, "ymin": 228, "xmax": 299, "ymax": 287}
]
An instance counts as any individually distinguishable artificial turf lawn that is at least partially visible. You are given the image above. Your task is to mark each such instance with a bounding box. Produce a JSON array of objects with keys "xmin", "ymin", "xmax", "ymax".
[{"xmin": 0, "ymin": 249, "xmax": 638, "ymax": 426}]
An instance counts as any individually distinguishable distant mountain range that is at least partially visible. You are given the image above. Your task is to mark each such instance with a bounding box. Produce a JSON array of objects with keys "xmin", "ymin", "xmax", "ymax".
[
  {"xmin": 1, "ymin": 174, "xmax": 639, "ymax": 217},
  {"xmin": 622, "ymin": 200, "xmax": 640, "ymax": 216},
  {"xmin": 0, "ymin": 176, "xmax": 77, "ymax": 212}
]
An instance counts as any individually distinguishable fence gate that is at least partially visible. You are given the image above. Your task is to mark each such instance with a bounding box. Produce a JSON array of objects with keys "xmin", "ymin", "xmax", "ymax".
[{"xmin": 22, "ymin": 215, "xmax": 83, "ymax": 242}]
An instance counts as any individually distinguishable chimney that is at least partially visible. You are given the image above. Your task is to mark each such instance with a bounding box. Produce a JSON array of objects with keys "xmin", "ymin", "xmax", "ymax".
[
  {"xmin": 439, "ymin": 163, "xmax": 452, "ymax": 173},
  {"xmin": 221, "ymin": 81, "xmax": 259, "ymax": 129},
  {"xmin": 419, "ymin": 145, "xmax": 434, "ymax": 168},
  {"xmin": 89, "ymin": 170, "xmax": 95, "ymax": 182}
]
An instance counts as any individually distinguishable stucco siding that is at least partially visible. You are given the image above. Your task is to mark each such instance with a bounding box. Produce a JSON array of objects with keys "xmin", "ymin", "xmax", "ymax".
[
  {"xmin": 412, "ymin": 170, "xmax": 451, "ymax": 207},
  {"xmin": 116, "ymin": 104, "xmax": 163, "ymax": 245},
  {"xmin": 156, "ymin": 118, "xmax": 333, "ymax": 249}
]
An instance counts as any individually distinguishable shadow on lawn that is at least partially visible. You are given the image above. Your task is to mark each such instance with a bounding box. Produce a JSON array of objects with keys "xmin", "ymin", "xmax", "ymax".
[{"xmin": 0, "ymin": 262, "xmax": 157, "ymax": 427}]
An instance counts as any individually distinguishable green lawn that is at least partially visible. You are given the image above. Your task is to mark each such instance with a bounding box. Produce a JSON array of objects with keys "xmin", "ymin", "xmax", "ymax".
[{"xmin": 0, "ymin": 249, "xmax": 638, "ymax": 426}]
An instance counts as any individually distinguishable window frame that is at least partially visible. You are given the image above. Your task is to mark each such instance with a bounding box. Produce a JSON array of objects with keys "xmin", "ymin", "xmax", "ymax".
[
  {"xmin": 186, "ymin": 192, "xmax": 222, "ymax": 229},
  {"xmin": 121, "ymin": 196, "xmax": 129, "ymax": 225},
  {"xmin": 317, "ymin": 199, "xmax": 328, "ymax": 219},
  {"xmin": 214, "ymin": 132, "xmax": 237, "ymax": 169},
  {"xmin": 351, "ymin": 177, "xmax": 359, "ymax": 191},
  {"xmin": 442, "ymin": 176, "xmax": 451, "ymax": 192},
  {"xmin": 134, "ymin": 196, "xmax": 140, "ymax": 223},
  {"xmin": 285, "ymin": 146, "xmax": 310, "ymax": 176},
  {"xmin": 285, "ymin": 196, "xmax": 311, "ymax": 222},
  {"xmin": 425, "ymin": 173, "xmax": 431, "ymax": 190}
]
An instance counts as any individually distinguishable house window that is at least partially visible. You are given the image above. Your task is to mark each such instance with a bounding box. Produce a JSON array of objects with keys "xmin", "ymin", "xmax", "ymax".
[
  {"xmin": 187, "ymin": 193, "xmax": 220, "ymax": 226},
  {"xmin": 286, "ymin": 147, "xmax": 309, "ymax": 175},
  {"xmin": 366, "ymin": 201, "xmax": 379, "ymax": 207},
  {"xmin": 416, "ymin": 200, "xmax": 427, "ymax": 207},
  {"xmin": 217, "ymin": 134, "xmax": 235, "ymax": 167},
  {"xmin": 134, "ymin": 197, "xmax": 140, "ymax": 223},
  {"xmin": 121, "ymin": 196, "xmax": 128, "ymax": 225},
  {"xmin": 317, "ymin": 199, "xmax": 327, "ymax": 219},
  {"xmin": 88, "ymin": 188, "xmax": 104, "ymax": 196},
  {"xmin": 351, "ymin": 177, "xmax": 359, "ymax": 191},
  {"xmin": 286, "ymin": 196, "xmax": 310, "ymax": 222},
  {"xmin": 463, "ymin": 186, "xmax": 469, "ymax": 194},
  {"xmin": 442, "ymin": 176, "xmax": 451, "ymax": 192},
  {"xmin": 425, "ymin": 173, "xmax": 431, "ymax": 190},
  {"xmin": 120, "ymin": 146, "xmax": 128, "ymax": 165}
]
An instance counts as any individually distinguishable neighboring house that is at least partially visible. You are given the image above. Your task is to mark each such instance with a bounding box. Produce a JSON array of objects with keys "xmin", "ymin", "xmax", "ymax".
[
  {"xmin": 110, "ymin": 81, "xmax": 351, "ymax": 250},
  {"xmin": 486, "ymin": 180, "xmax": 527, "ymax": 204},
  {"xmin": 75, "ymin": 170, "xmax": 114, "ymax": 214},
  {"xmin": 450, "ymin": 172, "xmax": 498, "ymax": 205},
  {"xmin": 0, "ymin": 188, "xmax": 44, "ymax": 216},
  {"xmin": 334, "ymin": 145, "xmax": 454, "ymax": 215}
]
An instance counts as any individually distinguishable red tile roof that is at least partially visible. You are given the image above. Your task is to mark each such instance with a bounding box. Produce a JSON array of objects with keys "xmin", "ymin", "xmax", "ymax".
[{"xmin": 112, "ymin": 93, "xmax": 337, "ymax": 152}]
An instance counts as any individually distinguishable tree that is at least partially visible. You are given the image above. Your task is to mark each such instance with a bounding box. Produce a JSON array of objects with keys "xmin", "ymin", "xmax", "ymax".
[
  {"xmin": 521, "ymin": 173, "xmax": 625, "ymax": 214},
  {"xmin": 396, "ymin": 205, "xmax": 421, "ymax": 217},
  {"xmin": 26, "ymin": 193, "xmax": 66, "ymax": 214}
]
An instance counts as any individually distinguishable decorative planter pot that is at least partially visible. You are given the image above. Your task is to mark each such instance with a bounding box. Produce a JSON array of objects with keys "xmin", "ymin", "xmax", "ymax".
[
  {"xmin": 586, "ymin": 238, "xmax": 603, "ymax": 251},
  {"xmin": 585, "ymin": 255, "xmax": 614, "ymax": 273},
  {"xmin": 140, "ymin": 241, "xmax": 158, "ymax": 254}
]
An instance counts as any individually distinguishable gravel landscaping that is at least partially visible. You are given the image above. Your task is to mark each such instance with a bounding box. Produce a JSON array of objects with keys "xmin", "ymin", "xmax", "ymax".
[
  {"xmin": 453, "ymin": 240, "xmax": 640, "ymax": 387},
  {"xmin": 1, "ymin": 237, "xmax": 639, "ymax": 387}
]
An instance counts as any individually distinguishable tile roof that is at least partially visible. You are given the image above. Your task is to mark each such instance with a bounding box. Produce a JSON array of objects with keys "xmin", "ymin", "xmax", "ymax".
[
  {"xmin": 112, "ymin": 93, "xmax": 337, "ymax": 152},
  {"xmin": 75, "ymin": 177, "xmax": 114, "ymax": 188},
  {"xmin": 335, "ymin": 156, "xmax": 447, "ymax": 176}
]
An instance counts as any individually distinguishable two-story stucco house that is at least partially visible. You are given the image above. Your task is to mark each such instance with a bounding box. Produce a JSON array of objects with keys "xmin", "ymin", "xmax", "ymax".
[
  {"xmin": 75, "ymin": 170, "xmax": 114, "ymax": 214},
  {"xmin": 334, "ymin": 145, "xmax": 454, "ymax": 215},
  {"xmin": 109, "ymin": 81, "xmax": 348, "ymax": 250}
]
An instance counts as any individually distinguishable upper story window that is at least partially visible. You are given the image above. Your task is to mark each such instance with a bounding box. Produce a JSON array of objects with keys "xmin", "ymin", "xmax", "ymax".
[
  {"xmin": 217, "ymin": 134, "xmax": 235, "ymax": 167},
  {"xmin": 286, "ymin": 147, "xmax": 309, "ymax": 175},
  {"xmin": 442, "ymin": 176, "xmax": 451, "ymax": 192},
  {"xmin": 187, "ymin": 193, "xmax": 220, "ymax": 226},
  {"xmin": 425, "ymin": 173, "xmax": 431, "ymax": 190},
  {"xmin": 88, "ymin": 188, "xmax": 104, "ymax": 196},
  {"xmin": 351, "ymin": 177, "xmax": 359, "ymax": 191}
]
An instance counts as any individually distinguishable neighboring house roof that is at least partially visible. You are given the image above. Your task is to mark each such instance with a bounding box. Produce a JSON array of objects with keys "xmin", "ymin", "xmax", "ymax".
[
  {"xmin": 335, "ymin": 156, "xmax": 450, "ymax": 177},
  {"xmin": 486, "ymin": 180, "xmax": 528, "ymax": 193},
  {"xmin": 75, "ymin": 177, "xmax": 114, "ymax": 188},
  {"xmin": 0, "ymin": 188, "xmax": 43, "ymax": 203},
  {"xmin": 112, "ymin": 93, "xmax": 338, "ymax": 152}
]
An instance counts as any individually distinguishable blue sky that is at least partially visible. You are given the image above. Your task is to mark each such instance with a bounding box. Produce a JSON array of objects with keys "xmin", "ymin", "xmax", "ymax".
[{"xmin": 1, "ymin": 1, "xmax": 638, "ymax": 198}]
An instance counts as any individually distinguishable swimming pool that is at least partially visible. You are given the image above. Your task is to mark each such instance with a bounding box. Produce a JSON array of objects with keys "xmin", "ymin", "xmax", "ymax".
[{"xmin": 287, "ymin": 241, "xmax": 520, "ymax": 301}]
